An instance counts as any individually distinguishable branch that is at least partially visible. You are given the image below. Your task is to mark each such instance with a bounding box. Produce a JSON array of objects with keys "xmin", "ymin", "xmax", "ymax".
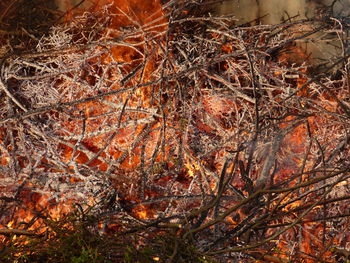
[{"xmin": 0, "ymin": 228, "xmax": 40, "ymax": 236}]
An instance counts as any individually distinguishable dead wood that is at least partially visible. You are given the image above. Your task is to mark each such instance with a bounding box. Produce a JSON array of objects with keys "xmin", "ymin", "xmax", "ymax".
[{"xmin": 0, "ymin": 1, "xmax": 349, "ymax": 262}]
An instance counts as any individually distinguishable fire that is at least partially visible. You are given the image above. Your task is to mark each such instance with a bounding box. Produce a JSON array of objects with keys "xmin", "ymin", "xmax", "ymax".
[
  {"xmin": 1, "ymin": 0, "xmax": 350, "ymax": 262},
  {"xmin": 133, "ymin": 204, "xmax": 154, "ymax": 219},
  {"xmin": 1, "ymin": 0, "xmax": 166, "ymax": 245},
  {"xmin": 134, "ymin": 206, "xmax": 148, "ymax": 219},
  {"xmin": 185, "ymin": 159, "xmax": 200, "ymax": 177}
]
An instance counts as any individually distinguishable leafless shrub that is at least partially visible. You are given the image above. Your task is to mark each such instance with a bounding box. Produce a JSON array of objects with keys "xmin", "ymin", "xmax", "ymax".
[{"xmin": 0, "ymin": 1, "xmax": 350, "ymax": 262}]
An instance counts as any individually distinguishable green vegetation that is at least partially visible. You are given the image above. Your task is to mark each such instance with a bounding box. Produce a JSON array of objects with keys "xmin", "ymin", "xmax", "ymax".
[{"xmin": 0, "ymin": 207, "xmax": 216, "ymax": 263}]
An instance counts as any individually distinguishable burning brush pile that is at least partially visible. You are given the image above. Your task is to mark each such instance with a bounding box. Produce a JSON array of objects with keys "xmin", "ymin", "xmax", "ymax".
[{"xmin": 1, "ymin": 0, "xmax": 350, "ymax": 262}]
